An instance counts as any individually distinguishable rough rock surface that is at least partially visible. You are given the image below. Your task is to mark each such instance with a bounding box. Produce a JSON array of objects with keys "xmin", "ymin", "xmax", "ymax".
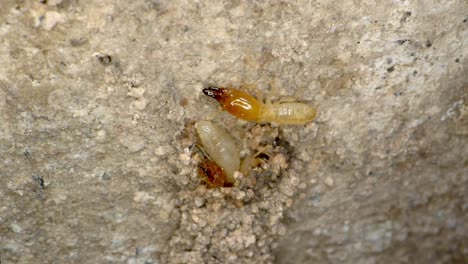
[{"xmin": 0, "ymin": 0, "xmax": 466, "ymax": 263}]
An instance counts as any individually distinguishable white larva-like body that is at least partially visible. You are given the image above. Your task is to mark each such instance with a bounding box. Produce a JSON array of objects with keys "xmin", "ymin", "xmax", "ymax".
[
  {"xmin": 194, "ymin": 121, "xmax": 240, "ymax": 182},
  {"xmin": 260, "ymin": 102, "xmax": 317, "ymax": 125}
]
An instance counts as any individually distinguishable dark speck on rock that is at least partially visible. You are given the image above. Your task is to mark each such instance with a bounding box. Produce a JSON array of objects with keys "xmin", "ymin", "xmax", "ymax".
[
  {"xmin": 396, "ymin": 39, "xmax": 409, "ymax": 45},
  {"xmin": 401, "ymin": 11, "xmax": 412, "ymax": 22},
  {"xmin": 32, "ymin": 175, "xmax": 45, "ymax": 189},
  {"xmin": 23, "ymin": 149, "xmax": 31, "ymax": 157},
  {"xmin": 387, "ymin": 66, "xmax": 395, "ymax": 73},
  {"xmin": 101, "ymin": 172, "xmax": 112, "ymax": 180},
  {"xmin": 426, "ymin": 40, "xmax": 432, "ymax": 48},
  {"xmin": 97, "ymin": 54, "xmax": 112, "ymax": 66}
]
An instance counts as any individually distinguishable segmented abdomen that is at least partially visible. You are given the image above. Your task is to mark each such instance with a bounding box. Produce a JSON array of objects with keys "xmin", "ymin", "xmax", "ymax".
[{"xmin": 261, "ymin": 103, "xmax": 317, "ymax": 124}]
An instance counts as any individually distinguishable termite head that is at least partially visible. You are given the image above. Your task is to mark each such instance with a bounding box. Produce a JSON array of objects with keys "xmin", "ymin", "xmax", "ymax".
[
  {"xmin": 192, "ymin": 141, "xmax": 235, "ymax": 188},
  {"xmin": 198, "ymin": 158, "xmax": 233, "ymax": 188},
  {"xmin": 203, "ymin": 87, "xmax": 227, "ymax": 102}
]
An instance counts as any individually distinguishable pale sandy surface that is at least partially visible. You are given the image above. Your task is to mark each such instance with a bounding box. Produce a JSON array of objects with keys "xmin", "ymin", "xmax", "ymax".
[{"xmin": 0, "ymin": 0, "xmax": 467, "ymax": 263}]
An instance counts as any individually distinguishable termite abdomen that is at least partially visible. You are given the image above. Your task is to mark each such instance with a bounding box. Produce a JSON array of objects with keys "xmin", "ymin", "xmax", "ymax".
[{"xmin": 203, "ymin": 87, "xmax": 263, "ymax": 121}]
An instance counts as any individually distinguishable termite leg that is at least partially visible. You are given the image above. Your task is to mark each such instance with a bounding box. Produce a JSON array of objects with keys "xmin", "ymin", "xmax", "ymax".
[
  {"xmin": 269, "ymin": 79, "xmax": 302, "ymax": 104},
  {"xmin": 240, "ymin": 83, "xmax": 265, "ymax": 103},
  {"xmin": 205, "ymin": 108, "xmax": 223, "ymax": 120},
  {"xmin": 239, "ymin": 145, "xmax": 272, "ymax": 175},
  {"xmin": 276, "ymin": 96, "xmax": 298, "ymax": 103}
]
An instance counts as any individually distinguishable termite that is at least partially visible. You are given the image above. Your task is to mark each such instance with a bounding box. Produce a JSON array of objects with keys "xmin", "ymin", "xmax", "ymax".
[
  {"xmin": 203, "ymin": 86, "xmax": 317, "ymax": 124},
  {"xmin": 194, "ymin": 121, "xmax": 240, "ymax": 186}
]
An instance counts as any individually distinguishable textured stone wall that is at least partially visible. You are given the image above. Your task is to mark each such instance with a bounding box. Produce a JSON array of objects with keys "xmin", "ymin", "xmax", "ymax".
[{"xmin": 0, "ymin": 0, "xmax": 466, "ymax": 263}]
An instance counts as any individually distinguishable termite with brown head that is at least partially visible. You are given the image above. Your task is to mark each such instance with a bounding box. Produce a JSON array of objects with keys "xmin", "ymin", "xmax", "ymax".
[
  {"xmin": 202, "ymin": 86, "xmax": 317, "ymax": 124},
  {"xmin": 194, "ymin": 120, "xmax": 241, "ymax": 187}
]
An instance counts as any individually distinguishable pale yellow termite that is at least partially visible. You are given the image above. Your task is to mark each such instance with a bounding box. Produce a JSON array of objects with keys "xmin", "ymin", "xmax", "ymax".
[
  {"xmin": 203, "ymin": 86, "xmax": 317, "ymax": 124},
  {"xmin": 194, "ymin": 121, "xmax": 240, "ymax": 185}
]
